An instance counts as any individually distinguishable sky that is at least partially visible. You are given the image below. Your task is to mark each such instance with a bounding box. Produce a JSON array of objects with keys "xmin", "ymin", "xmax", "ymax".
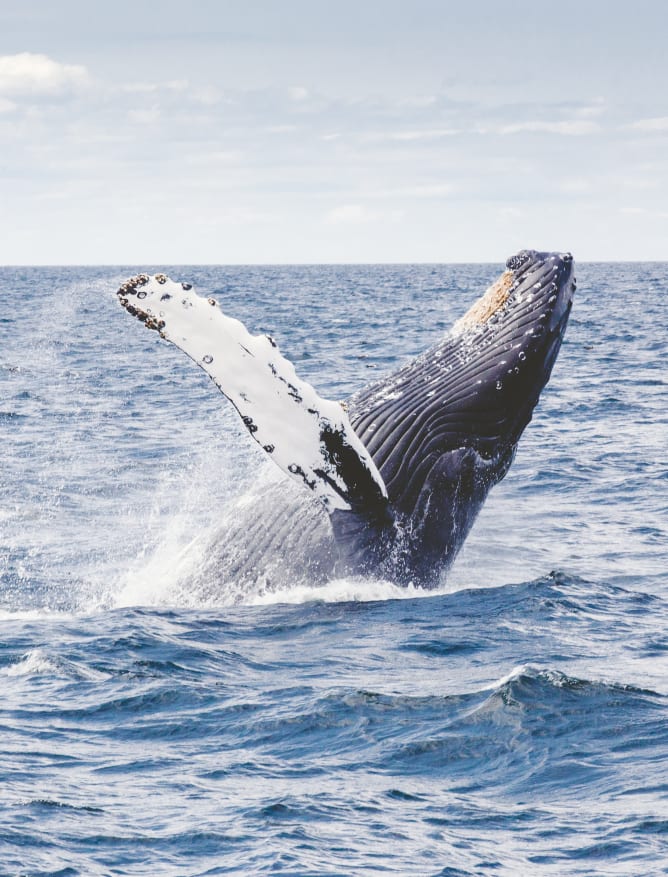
[{"xmin": 1, "ymin": 0, "xmax": 667, "ymax": 264}]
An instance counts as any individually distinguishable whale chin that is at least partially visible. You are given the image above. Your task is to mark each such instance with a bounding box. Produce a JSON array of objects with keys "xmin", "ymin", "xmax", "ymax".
[{"xmin": 117, "ymin": 250, "xmax": 576, "ymax": 591}]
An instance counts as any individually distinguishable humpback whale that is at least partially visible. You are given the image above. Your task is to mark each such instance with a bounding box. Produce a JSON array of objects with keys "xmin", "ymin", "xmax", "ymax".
[{"xmin": 117, "ymin": 249, "xmax": 575, "ymax": 591}]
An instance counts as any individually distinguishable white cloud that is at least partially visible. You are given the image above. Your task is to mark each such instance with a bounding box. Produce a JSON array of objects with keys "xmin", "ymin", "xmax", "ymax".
[
  {"xmin": 387, "ymin": 128, "xmax": 461, "ymax": 141},
  {"xmin": 264, "ymin": 124, "xmax": 298, "ymax": 134},
  {"xmin": 578, "ymin": 101, "xmax": 606, "ymax": 118},
  {"xmin": 398, "ymin": 95, "xmax": 438, "ymax": 108},
  {"xmin": 559, "ymin": 178, "xmax": 592, "ymax": 195},
  {"xmin": 326, "ymin": 204, "xmax": 375, "ymax": 223},
  {"xmin": 288, "ymin": 86, "xmax": 309, "ymax": 101},
  {"xmin": 0, "ymin": 53, "xmax": 89, "ymax": 97},
  {"xmin": 192, "ymin": 85, "xmax": 223, "ymax": 106},
  {"xmin": 0, "ymin": 97, "xmax": 16, "ymax": 113},
  {"xmin": 499, "ymin": 120, "xmax": 599, "ymax": 136},
  {"xmin": 121, "ymin": 80, "xmax": 188, "ymax": 95},
  {"xmin": 128, "ymin": 106, "xmax": 161, "ymax": 125},
  {"xmin": 497, "ymin": 206, "xmax": 524, "ymax": 219},
  {"xmin": 630, "ymin": 116, "xmax": 668, "ymax": 132},
  {"xmin": 362, "ymin": 127, "xmax": 461, "ymax": 143},
  {"xmin": 620, "ymin": 206, "xmax": 668, "ymax": 219},
  {"xmin": 325, "ymin": 204, "xmax": 403, "ymax": 224},
  {"xmin": 212, "ymin": 207, "xmax": 273, "ymax": 225},
  {"xmin": 364, "ymin": 183, "xmax": 454, "ymax": 199},
  {"xmin": 182, "ymin": 149, "xmax": 241, "ymax": 166},
  {"xmin": 361, "ymin": 116, "xmax": 600, "ymax": 143}
]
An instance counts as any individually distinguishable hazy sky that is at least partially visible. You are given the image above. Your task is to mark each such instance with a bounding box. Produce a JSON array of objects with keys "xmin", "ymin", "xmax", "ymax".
[{"xmin": 1, "ymin": 0, "xmax": 667, "ymax": 264}]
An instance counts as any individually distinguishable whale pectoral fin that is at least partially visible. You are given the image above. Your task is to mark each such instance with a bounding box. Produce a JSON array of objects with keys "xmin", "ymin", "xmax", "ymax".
[{"xmin": 117, "ymin": 274, "xmax": 389, "ymax": 516}]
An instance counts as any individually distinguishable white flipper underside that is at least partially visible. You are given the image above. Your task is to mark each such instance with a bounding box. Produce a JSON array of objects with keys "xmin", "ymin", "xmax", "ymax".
[{"xmin": 117, "ymin": 274, "xmax": 387, "ymax": 513}]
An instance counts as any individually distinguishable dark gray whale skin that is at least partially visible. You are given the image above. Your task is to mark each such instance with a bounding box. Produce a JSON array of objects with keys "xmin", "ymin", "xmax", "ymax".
[{"xmin": 210, "ymin": 249, "xmax": 576, "ymax": 591}]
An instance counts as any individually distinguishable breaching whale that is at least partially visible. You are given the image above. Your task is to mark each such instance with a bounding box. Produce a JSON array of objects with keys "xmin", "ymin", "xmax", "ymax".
[{"xmin": 117, "ymin": 249, "xmax": 575, "ymax": 591}]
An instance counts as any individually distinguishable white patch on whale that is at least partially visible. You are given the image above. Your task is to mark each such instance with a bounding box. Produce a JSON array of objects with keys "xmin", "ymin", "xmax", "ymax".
[{"xmin": 117, "ymin": 274, "xmax": 387, "ymax": 513}]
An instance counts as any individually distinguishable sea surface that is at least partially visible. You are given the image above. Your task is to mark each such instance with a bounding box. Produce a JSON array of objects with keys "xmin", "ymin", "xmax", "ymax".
[{"xmin": 0, "ymin": 262, "xmax": 666, "ymax": 876}]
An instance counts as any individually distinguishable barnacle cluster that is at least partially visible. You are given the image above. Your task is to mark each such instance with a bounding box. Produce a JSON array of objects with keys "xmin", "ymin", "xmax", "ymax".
[{"xmin": 116, "ymin": 275, "xmax": 165, "ymax": 335}]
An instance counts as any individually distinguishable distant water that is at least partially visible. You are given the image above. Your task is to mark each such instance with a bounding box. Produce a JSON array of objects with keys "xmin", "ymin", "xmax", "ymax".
[{"xmin": 0, "ymin": 263, "xmax": 666, "ymax": 876}]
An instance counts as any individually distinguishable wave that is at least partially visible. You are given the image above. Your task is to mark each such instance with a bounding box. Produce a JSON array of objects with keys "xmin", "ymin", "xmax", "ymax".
[
  {"xmin": 1, "ymin": 648, "xmax": 108, "ymax": 680},
  {"xmin": 369, "ymin": 665, "xmax": 667, "ymax": 790},
  {"xmin": 484, "ymin": 663, "xmax": 662, "ymax": 701}
]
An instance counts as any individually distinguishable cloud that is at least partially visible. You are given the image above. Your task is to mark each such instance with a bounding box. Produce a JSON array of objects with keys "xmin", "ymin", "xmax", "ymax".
[
  {"xmin": 288, "ymin": 86, "xmax": 309, "ymax": 101},
  {"xmin": 573, "ymin": 98, "xmax": 606, "ymax": 119},
  {"xmin": 362, "ymin": 127, "xmax": 461, "ymax": 142},
  {"xmin": 326, "ymin": 204, "xmax": 375, "ymax": 223},
  {"xmin": 620, "ymin": 206, "xmax": 668, "ymax": 219},
  {"xmin": 121, "ymin": 80, "xmax": 189, "ymax": 95},
  {"xmin": 362, "ymin": 183, "xmax": 454, "ymax": 199},
  {"xmin": 498, "ymin": 120, "xmax": 599, "ymax": 136},
  {"xmin": 325, "ymin": 204, "xmax": 403, "ymax": 224},
  {"xmin": 127, "ymin": 105, "xmax": 161, "ymax": 125},
  {"xmin": 559, "ymin": 178, "xmax": 593, "ymax": 195},
  {"xmin": 0, "ymin": 53, "xmax": 89, "ymax": 97},
  {"xmin": 356, "ymin": 107, "xmax": 604, "ymax": 144},
  {"xmin": 630, "ymin": 116, "xmax": 668, "ymax": 132}
]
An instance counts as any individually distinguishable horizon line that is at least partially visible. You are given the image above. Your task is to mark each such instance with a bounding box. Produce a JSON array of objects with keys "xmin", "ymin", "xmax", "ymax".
[{"xmin": 2, "ymin": 258, "xmax": 667, "ymax": 268}]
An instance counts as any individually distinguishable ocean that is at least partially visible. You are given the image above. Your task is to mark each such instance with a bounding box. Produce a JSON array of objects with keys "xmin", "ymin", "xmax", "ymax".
[{"xmin": 0, "ymin": 262, "xmax": 666, "ymax": 876}]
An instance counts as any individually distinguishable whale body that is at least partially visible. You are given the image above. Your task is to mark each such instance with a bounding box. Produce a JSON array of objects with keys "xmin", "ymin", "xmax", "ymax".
[{"xmin": 117, "ymin": 250, "xmax": 575, "ymax": 592}]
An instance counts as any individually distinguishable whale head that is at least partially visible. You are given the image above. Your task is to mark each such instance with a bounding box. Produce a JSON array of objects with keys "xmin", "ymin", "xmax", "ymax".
[
  {"xmin": 475, "ymin": 249, "xmax": 576, "ymax": 444},
  {"xmin": 456, "ymin": 249, "xmax": 575, "ymax": 343},
  {"xmin": 504, "ymin": 248, "xmax": 575, "ymax": 337},
  {"xmin": 347, "ymin": 250, "xmax": 577, "ymax": 584}
]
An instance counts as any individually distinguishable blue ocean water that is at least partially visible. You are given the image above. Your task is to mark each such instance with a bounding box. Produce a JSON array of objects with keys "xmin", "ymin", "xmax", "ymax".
[{"xmin": 0, "ymin": 263, "xmax": 666, "ymax": 876}]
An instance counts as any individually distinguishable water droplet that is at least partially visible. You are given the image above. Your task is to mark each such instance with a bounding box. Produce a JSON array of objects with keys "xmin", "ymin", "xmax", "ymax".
[
  {"xmin": 202, "ymin": 355, "xmax": 213, "ymax": 364},
  {"xmin": 496, "ymin": 380, "xmax": 503, "ymax": 390},
  {"xmin": 137, "ymin": 290, "xmax": 147, "ymax": 299}
]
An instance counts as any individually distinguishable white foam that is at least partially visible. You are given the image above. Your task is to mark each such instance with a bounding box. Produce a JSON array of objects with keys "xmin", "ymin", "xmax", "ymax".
[
  {"xmin": 0, "ymin": 608, "xmax": 73, "ymax": 621},
  {"xmin": 2, "ymin": 649, "xmax": 109, "ymax": 680},
  {"xmin": 2, "ymin": 649, "xmax": 61, "ymax": 677},
  {"xmin": 489, "ymin": 663, "xmax": 538, "ymax": 689},
  {"xmin": 247, "ymin": 576, "xmax": 447, "ymax": 606},
  {"xmin": 114, "ymin": 530, "xmax": 209, "ymax": 609}
]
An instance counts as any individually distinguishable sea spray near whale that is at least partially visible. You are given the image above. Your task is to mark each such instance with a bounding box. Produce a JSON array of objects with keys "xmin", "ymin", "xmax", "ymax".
[{"xmin": 117, "ymin": 249, "xmax": 575, "ymax": 592}]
